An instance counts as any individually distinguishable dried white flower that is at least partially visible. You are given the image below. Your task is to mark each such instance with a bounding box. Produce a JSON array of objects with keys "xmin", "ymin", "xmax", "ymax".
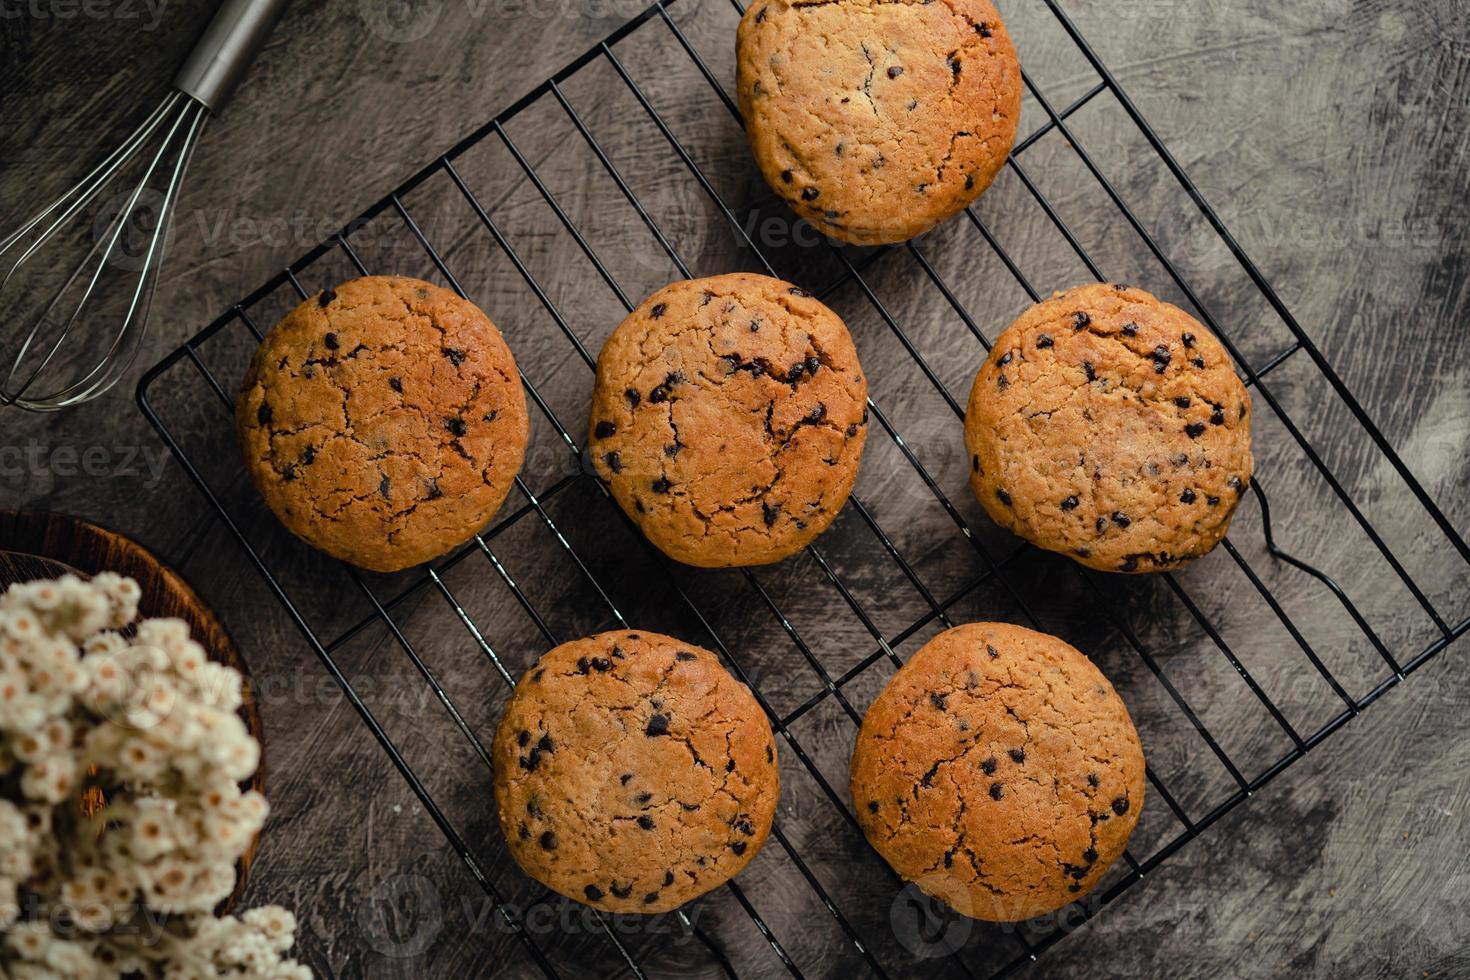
[{"xmin": 0, "ymin": 574, "xmax": 310, "ymax": 978}]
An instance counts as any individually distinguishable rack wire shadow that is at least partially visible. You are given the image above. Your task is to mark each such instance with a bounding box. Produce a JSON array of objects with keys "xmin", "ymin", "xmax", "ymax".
[{"xmin": 136, "ymin": 0, "xmax": 1470, "ymax": 976}]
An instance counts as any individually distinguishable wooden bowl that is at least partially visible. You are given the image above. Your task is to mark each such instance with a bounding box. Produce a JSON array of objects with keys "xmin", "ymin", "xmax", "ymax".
[{"xmin": 0, "ymin": 511, "xmax": 264, "ymax": 910}]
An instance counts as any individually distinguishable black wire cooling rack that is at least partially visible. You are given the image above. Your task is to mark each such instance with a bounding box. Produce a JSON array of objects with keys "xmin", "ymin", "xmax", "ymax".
[{"xmin": 136, "ymin": 0, "xmax": 1470, "ymax": 976}]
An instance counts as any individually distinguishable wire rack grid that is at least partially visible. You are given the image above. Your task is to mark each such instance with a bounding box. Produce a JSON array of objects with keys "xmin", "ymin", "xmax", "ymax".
[{"xmin": 135, "ymin": 0, "xmax": 1470, "ymax": 976}]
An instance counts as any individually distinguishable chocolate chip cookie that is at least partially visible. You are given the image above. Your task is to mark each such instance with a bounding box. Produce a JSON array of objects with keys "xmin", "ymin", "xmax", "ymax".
[
  {"xmin": 851, "ymin": 622, "xmax": 1145, "ymax": 922},
  {"xmin": 737, "ymin": 0, "xmax": 1022, "ymax": 245},
  {"xmin": 236, "ymin": 276, "xmax": 529, "ymax": 573},
  {"xmin": 492, "ymin": 631, "xmax": 779, "ymax": 913},
  {"xmin": 588, "ymin": 273, "xmax": 868, "ymax": 567},
  {"xmin": 965, "ymin": 283, "xmax": 1254, "ymax": 573}
]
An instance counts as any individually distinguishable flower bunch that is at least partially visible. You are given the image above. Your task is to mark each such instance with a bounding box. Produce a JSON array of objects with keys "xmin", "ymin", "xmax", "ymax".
[{"xmin": 0, "ymin": 573, "xmax": 309, "ymax": 978}]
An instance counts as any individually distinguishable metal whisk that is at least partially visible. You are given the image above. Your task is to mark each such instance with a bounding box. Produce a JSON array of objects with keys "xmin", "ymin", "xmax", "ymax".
[{"xmin": 0, "ymin": 0, "xmax": 287, "ymax": 412}]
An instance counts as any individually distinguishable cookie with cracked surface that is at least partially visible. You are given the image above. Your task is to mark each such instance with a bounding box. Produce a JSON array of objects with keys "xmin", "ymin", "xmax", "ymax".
[
  {"xmin": 851, "ymin": 622, "xmax": 1145, "ymax": 922},
  {"xmin": 492, "ymin": 631, "xmax": 779, "ymax": 913},
  {"xmin": 589, "ymin": 273, "xmax": 867, "ymax": 567},
  {"xmin": 236, "ymin": 276, "xmax": 529, "ymax": 573},
  {"xmin": 737, "ymin": 0, "xmax": 1021, "ymax": 245},
  {"xmin": 964, "ymin": 283, "xmax": 1254, "ymax": 574}
]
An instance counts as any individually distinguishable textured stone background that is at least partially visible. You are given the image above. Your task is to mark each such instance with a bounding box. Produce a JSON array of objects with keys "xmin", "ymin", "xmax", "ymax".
[{"xmin": 2, "ymin": 0, "xmax": 1468, "ymax": 977}]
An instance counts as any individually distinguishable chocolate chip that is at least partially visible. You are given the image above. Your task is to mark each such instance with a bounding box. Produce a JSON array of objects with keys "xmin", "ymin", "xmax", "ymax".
[
  {"xmin": 1111, "ymin": 796, "xmax": 1130, "ymax": 815},
  {"xmin": 1036, "ymin": 334, "xmax": 1054, "ymax": 349},
  {"xmin": 1192, "ymin": 356, "xmax": 1206, "ymax": 369},
  {"xmin": 637, "ymin": 816, "xmax": 656, "ymax": 830},
  {"xmin": 780, "ymin": 169, "xmax": 793, "ymax": 183},
  {"xmin": 1185, "ymin": 422, "xmax": 1206, "ymax": 439},
  {"xmin": 1008, "ymin": 747, "xmax": 1025, "ymax": 764},
  {"xmin": 1122, "ymin": 322, "xmax": 1138, "ymax": 337},
  {"xmin": 444, "ymin": 348, "xmax": 466, "ymax": 367},
  {"xmin": 517, "ymin": 730, "xmax": 531, "ymax": 748},
  {"xmin": 1207, "ymin": 495, "xmax": 1221, "ymax": 506},
  {"xmin": 1096, "ymin": 516, "xmax": 1109, "ymax": 532},
  {"xmin": 324, "ymin": 332, "xmax": 340, "ymax": 351},
  {"xmin": 635, "ymin": 793, "xmax": 653, "ymax": 808},
  {"xmin": 318, "ymin": 289, "xmax": 336, "ymax": 307},
  {"xmin": 378, "ymin": 474, "xmax": 391, "ymax": 501},
  {"xmin": 976, "ymin": 21, "xmax": 992, "ymax": 36},
  {"xmin": 730, "ymin": 841, "xmax": 747, "ymax": 855},
  {"xmin": 726, "ymin": 758, "xmax": 736, "ymax": 772},
  {"xmin": 1175, "ymin": 396, "xmax": 1191, "ymax": 408},
  {"xmin": 943, "ymin": 849, "xmax": 955, "ymax": 868},
  {"xmin": 604, "ymin": 451, "xmax": 622, "ymax": 474},
  {"xmin": 964, "ymin": 173, "xmax": 975, "ymax": 190},
  {"xmin": 625, "ymin": 388, "xmax": 640, "ymax": 408},
  {"xmin": 1121, "ymin": 556, "xmax": 1139, "ymax": 572},
  {"xmin": 518, "ymin": 823, "xmax": 530, "ymax": 840},
  {"xmin": 789, "ymin": 286, "xmax": 811, "ymax": 297},
  {"xmin": 595, "ymin": 421, "xmax": 616, "ymax": 439},
  {"xmin": 987, "ymin": 644, "xmax": 999, "ymax": 659},
  {"xmin": 981, "ymin": 757, "xmax": 997, "ymax": 775},
  {"xmin": 996, "ymin": 488, "xmax": 1013, "ymax": 507},
  {"xmin": 1180, "ymin": 487, "xmax": 1197, "ymax": 504},
  {"xmin": 1083, "ymin": 362, "xmax": 1096, "ymax": 382},
  {"xmin": 650, "ymin": 303, "xmax": 667, "ymax": 319},
  {"xmin": 591, "ymin": 657, "xmax": 612, "ymax": 672},
  {"xmin": 887, "ymin": 66, "xmax": 903, "ymax": 78},
  {"xmin": 620, "ymin": 773, "xmax": 633, "ymax": 785},
  {"xmin": 1075, "ymin": 547, "xmax": 1091, "ymax": 558},
  {"xmin": 804, "ymin": 355, "xmax": 821, "ymax": 377},
  {"xmin": 1061, "ymin": 495, "xmax": 1079, "ymax": 511},
  {"xmin": 1228, "ymin": 475, "xmax": 1244, "ymax": 492},
  {"xmin": 1087, "ymin": 772, "xmax": 1100, "ymax": 788},
  {"xmin": 611, "ymin": 882, "xmax": 631, "ymax": 899},
  {"xmin": 762, "ymin": 502, "xmax": 780, "ymax": 527},
  {"xmin": 1072, "ymin": 311, "xmax": 1091, "ymax": 330},
  {"xmin": 643, "ymin": 892, "xmax": 660, "ymax": 904},
  {"xmin": 585, "ymin": 884, "xmax": 603, "ymax": 901},
  {"xmin": 989, "ymin": 783, "xmax": 1004, "ymax": 800},
  {"xmin": 1068, "ymin": 883, "xmax": 1082, "ymax": 893},
  {"xmin": 998, "ymin": 350, "xmax": 1013, "ymax": 367},
  {"xmin": 947, "ymin": 54, "xmax": 961, "ymax": 76},
  {"xmin": 663, "ymin": 871, "xmax": 675, "ymax": 886},
  {"xmin": 1211, "ymin": 405, "xmax": 1226, "ymax": 426},
  {"xmin": 1112, "ymin": 512, "xmax": 1131, "ymax": 528},
  {"xmin": 1182, "ymin": 332, "xmax": 1196, "ymax": 348},
  {"xmin": 387, "ymin": 376, "xmax": 403, "ymax": 394},
  {"xmin": 646, "ymin": 714, "xmax": 670, "ymax": 737},
  {"xmin": 930, "ymin": 692, "xmax": 947, "ymax": 711},
  {"xmin": 868, "ymin": 800, "xmax": 879, "ymax": 814},
  {"xmin": 576, "ymin": 657, "xmax": 591, "ymax": 675},
  {"xmin": 847, "ymin": 423, "xmax": 860, "ymax": 438},
  {"xmin": 444, "ymin": 417, "xmax": 467, "ymax": 437},
  {"xmin": 1149, "ymin": 345, "xmax": 1171, "ymax": 374},
  {"xmin": 539, "ymin": 831, "xmax": 556, "ymax": 851},
  {"xmin": 1083, "ymin": 847, "xmax": 1098, "ymax": 863},
  {"xmin": 651, "ymin": 477, "xmax": 671, "ymax": 494},
  {"xmin": 256, "ymin": 404, "xmax": 272, "ymax": 425},
  {"xmin": 801, "ymin": 187, "xmax": 820, "ymax": 202}
]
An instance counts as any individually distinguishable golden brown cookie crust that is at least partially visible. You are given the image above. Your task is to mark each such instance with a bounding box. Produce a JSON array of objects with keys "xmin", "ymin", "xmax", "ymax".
[
  {"xmin": 737, "ymin": 0, "xmax": 1021, "ymax": 245},
  {"xmin": 964, "ymin": 283, "xmax": 1254, "ymax": 574},
  {"xmin": 236, "ymin": 276, "xmax": 529, "ymax": 573},
  {"xmin": 588, "ymin": 273, "xmax": 868, "ymax": 567},
  {"xmin": 492, "ymin": 631, "xmax": 779, "ymax": 914},
  {"xmin": 851, "ymin": 622, "xmax": 1145, "ymax": 922}
]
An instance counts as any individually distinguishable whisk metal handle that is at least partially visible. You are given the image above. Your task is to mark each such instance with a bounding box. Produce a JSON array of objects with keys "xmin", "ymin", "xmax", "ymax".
[{"xmin": 173, "ymin": 0, "xmax": 289, "ymax": 111}]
